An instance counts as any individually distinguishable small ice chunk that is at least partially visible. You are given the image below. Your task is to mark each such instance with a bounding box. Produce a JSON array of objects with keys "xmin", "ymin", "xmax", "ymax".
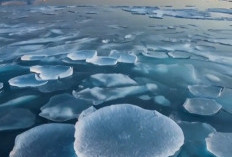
[
  {"xmin": 206, "ymin": 132, "xmax": 232, "ymax": 157},
  {"xmin": 0, "ymin": 108, "xmax": 35, "ymax": 131},
  {"xmin": 110, "ymin": 50, "xmax": 137, "ymax": 64},
  {"xmin": 154, "ymin": 95, "xmax": 171, "ymax": 106},
  {"xmin": 10, "ymin": 123, "xmax": 77, "ymax": 157},
  {"xmin": 74, "ymin": 104, "xmax": 184, "ymax": 157},
  {"xmin": 188, "ymin": 85, "xmax": 222, "ymax": 98},
  {"xmin": 217, "ymin": 88, "xmax": 232, "ymax": 114},
  {"xmin": 30, "ymin": 65, "xmax": 73, "ymax": 80},
  {"xmin": 183, "ymin": 98, "xmax": 222, "ymax": 116},
  {"xmin": 138, "ymin": 95, "xmax": 151, "ymax": 101},
  {"xmin": 84, "ymin": 73, "xmax": 137, "ymax": 87},
  {"xmin": 9, "ymin": 74, "xmax": 48, "ymax": 88},
  {"xmin": 67, "ymin": 50, "xmax": 97, "ymax": 61},
  {"xmin": 39, "ymin": 93, "xmax": 92, "ymax": 122},
  {"xmin": 73, "ymin": 85, "xmax": 149, "ymax": 105},
  {"xmin": 86, "ymin": 56, "xmax": 117, "ymax": 66}
]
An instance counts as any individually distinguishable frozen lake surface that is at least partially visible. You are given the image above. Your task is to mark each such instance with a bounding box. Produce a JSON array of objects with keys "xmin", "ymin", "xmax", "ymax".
[{"xmin": 0, "ymin": 0, "xmax": 232, "ymax": 156}]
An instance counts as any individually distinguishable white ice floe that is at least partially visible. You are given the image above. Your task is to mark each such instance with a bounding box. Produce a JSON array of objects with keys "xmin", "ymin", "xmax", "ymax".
[
  {"xmin": 154, "ymin": 95, "xmax": 171, "ymax": 106},
  {"xmin": 110, "ymin": 50, "xmax": 137, "ymax": 64},
  {"xmin": 86, "ymin": 56, "xmax": 117, "ymax": 66},
  {"xmin": 30, "ymin": 65, "xmax": 73, "ymax": 80},
  {"xmin": 188, "ymin": 85, "xmax": 222, "ymax": 98},
  {"xmin": 0, "ymin": 108, "xmax": 35, "ymax": 131},
  {"xmin": 39, "ymin": 93, "xmax": 92, "ymax": 122},
  {"xmin": 21, "ymin": 55, "xmax": 48, "ymax": 61},
  {"xmin": 74, "ymin": 104, "xmax": 184, "ymax": 157},
  {"xmin": 73, "ymin": 85, "xmax": 152, "ymax": 105},
  {"xmin": 84, "ymin": 73, "xmax": 137, "ymax": 87},
  {"xmin": 9, "ymin": 74, "xmax": 48, "ymax": 88},
  {"xmin": 67, "ymin": 50, "xmax": 97, "ymax": 61},
  {"xmin": 183, "ymin": 98, "xmax": 222, "ymax": 116},
  {"xmin": 10, "ymin": 123, "xmax": 77, "ymax": 157},
  {"xmin": 206, "ymin": 132, "xmax": 232, "ymax": 157}
]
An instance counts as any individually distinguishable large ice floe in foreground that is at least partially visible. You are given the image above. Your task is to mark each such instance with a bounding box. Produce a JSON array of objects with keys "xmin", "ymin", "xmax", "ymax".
[
  {"xmin": 39, "ymin": 93, "xmax": 92, "ymax": 122},
  {"xmin": 74, "ymin": 104, "xmax": 184, "ymax": 157},
  {"xmin": 30, "ymin": 65, "xmax": 73, "ymax": 80},
  {"xmin": 206, "ymin": 132, "xmax": 232, "ymax": 157},
  {"xmin": 10, "ymin": 123, "xmax": 77, "ymax": 157}
]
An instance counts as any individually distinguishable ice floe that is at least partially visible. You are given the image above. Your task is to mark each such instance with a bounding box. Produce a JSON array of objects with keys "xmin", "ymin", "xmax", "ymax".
[
  {"xmin": 21, "ymin": 55, "xmax": 48, "ymax": 61},
  {"xmin": 154, "ymin": 95, "xmax": 171, "ymax": 106},
  {"xmin": 109, "ymin": 50, "xmax": 137, "ymax": 64},
  {"xmin": 30, "ymin": 65, "xmax": 73, "ymax": 80},
  {"xmin": 67, "ymin": 50, "xmax": 97, "ymax": 61},
  {"xmin": 10, "ymin": 123, "xmax": 76, "ymax": 157},
  {"xmin": 82, "ymin": 73, "xmax": 137, "ymax": 87},
  {"xmin": 188, "ymin": 85, "xmax": 222, "ymax": 98},
  {"xmin": 9, "ymin": 74, "xmax": 48, "ymax": 88},
  {"xmin": 0, "ymin": 108, "xmax": 35, "ymax": 131},
  {"xmin": 39, "ymin": 93, "xmax": 92, "ymax": 122},
  {"xmin": 206, "ymin": 132, "xmax": 232, "ymax": 157},
  {"xmin": 74, "ymin": 104, "xmax": 184, "ymax": 157},
  {"xmin": 183, "ymin": 98, "xmax": 222, "ymax": 116},
  {"xmin": 73, "ymin": 85, "xmax": 153, "ymax": 105},
  {"xmin": 86, "ymin": 56, "xmax": 118, "ymax": 66}
]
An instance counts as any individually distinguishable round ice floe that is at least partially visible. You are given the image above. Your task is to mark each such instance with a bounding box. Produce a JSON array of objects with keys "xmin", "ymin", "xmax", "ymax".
[
  {"xmin": 206, "ymin": 132, "xmax": 232, "ymax": 157},
  {"xmin": 188, "ymin": 85, "xmax": 222, "ymax": 98},
  {"xmin": 30, "ymin": 65, "xmax": 73, "ymax": 80},
  {"xmin": 10, "ymin": 123, "xmax": 77, "ymax": 157},
  {"xmin": 85, "ymin": 73, "xmax": 137, "ymax": 87},
  {"xmin": 40, "ymin": 93, "xmax": 92, "ymax": 122},
  {"xmin": 67, "ymin": 50, "xmax": 97, "ymax": 61},
  {"xmin": 74, "ymin": 104, "xmax": 184, "ymax": 157},
  {"xmin": 154, "ymin": 95, "xmax": 170, "ymax": 106},
  {"xmin": 183, "ymin": 98, "xmax": 222, "ymax": 116},
  {"xmin": 86, "ymin": 56, "xmax": 117, "ymax": 66},
  {"xmin": 9, "ymin": 74, "xmax": 48, "ymax": 88},
  {"xmin": 0, "ymin": 108, "xmax": 35, "ymax": 131}
]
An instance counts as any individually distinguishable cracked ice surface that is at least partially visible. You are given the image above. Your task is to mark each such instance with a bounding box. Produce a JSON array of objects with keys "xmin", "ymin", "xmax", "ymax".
[{"xmin": 74, "ymin": 104, "xmax": 184, "ymax": 157}]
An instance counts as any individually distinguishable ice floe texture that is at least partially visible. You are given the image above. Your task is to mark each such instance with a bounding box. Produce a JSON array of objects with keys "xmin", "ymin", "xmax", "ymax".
[
  {"xmin": 86, "ymin": 56, "xmax": 118, "ymax": 66},
  {"xmin": 183, "ymin": 98, "xmax": 222, "ymax": 116},
  {"xmin": 30, "ymin": 65, "xmax": 73, "ymax": 80},
  {"xmin": 109, "ymin": 50, "xmax": 137, "ymax": 64},
  {"xmin": 206, "ymin": 132, "xmax": 232, "ymax": 157},
  {"xmin": 73, "ymin": 85, "xmax": 151, "ymax": 105},
  {"xmin": 10, "ymin": 123, "xmax": 77, "ymax": 157},
  {"xmin": 39, "ymin": 93, "xmax": 91, "ymax": 122},
  {"xmin": 67, "ymin": 50, "xmax": 97, "ymax": 61},
  {"xmin": 9, "ymin": 74, "xmax": 48, "ymax": 88},
  {"xmin": 188, "ymin": 85, "xmax": 222, "ymax": 98},
  {"xmin": 83, "ymin": 73, "xmax": 137, "ymax": 87},
  {"xmin": 74, "ymin": 104, "xmax": 184, "ymax": 157},
  {"xmin": 0, "ymin": 108, "xmax": 35, "ymax": 131}
]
